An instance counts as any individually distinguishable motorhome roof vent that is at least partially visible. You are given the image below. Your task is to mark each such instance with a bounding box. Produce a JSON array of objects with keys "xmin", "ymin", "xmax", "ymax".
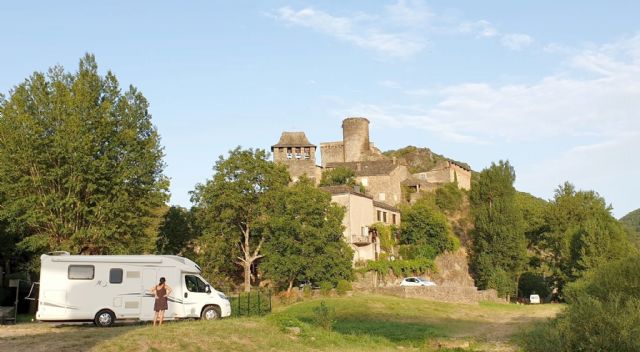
[{"xmin": 47, "ymin": 251, "xmax": 70, "ymax": 256}]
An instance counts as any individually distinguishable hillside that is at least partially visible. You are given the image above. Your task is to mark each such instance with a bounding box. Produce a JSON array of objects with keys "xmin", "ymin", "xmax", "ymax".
[
  {"xmin": 620, "ymin": 208, "xmax": 640, "ymax": 248},
  {"xmin": 383, "ymin": 146, "xmax": 471, "ymax": 174}
]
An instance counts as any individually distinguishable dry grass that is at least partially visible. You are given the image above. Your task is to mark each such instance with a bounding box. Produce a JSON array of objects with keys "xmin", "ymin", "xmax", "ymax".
[{"xmin": 0, "ymin": 294, "xmax": 562, "ymax": 352}]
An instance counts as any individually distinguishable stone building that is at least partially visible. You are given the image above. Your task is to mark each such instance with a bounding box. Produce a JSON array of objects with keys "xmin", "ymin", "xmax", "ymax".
[
  {"xmin": 321, "ymin": 185, "xmax": 400, "ymax": 263},
  {"xmin": 320, "ymin": 117, "xmax": 386, "ymax": 166},
  {"xmin": 271, "ymin": 132, "xmax": 322, "ymax": 184},
  {"xmin": 412, "ymin": 160, "xmax": 472, "ymax": 191}
]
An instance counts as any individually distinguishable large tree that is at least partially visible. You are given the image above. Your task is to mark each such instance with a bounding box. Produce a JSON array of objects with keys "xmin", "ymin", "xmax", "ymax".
[
  {"xmin": 261, "ymin": 177, "xmax": 353, "ymax": 292},
  {"xmin": 157, "ymin": 206, "xmax": 194, "ymax": 255},
  {"xmin": 191, "ymin": 147, "xmax": 290, "ymax": 292},
  {"xmin": 400, "ymin": 199, "xmax": 455, "ymax": 255},
  {"xmin": 469, "ymin": 160, "xmax": 527, "ymax": 298},
  {"xmin": 0, "ymin": 54, "xmax": 168, "ymax": 258},
  {"xmin": 542, "ymin": 182, "xmax": 632, "ymax": 287}
]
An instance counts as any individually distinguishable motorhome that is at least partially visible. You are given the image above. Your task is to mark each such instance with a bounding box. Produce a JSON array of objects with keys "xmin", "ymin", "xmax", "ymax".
[{"xmin": 36, "ymin": 252, "xmax": 231, "ymax": 327}]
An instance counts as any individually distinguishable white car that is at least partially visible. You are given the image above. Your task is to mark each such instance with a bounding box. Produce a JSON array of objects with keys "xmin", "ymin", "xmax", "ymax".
[
  {"xmin": 529, "ymin": 294, "xmax": 541, "ymax": 304},
  {"xmin": 400, "ymin": 277, "xmax": 437, "ymax": 287}
]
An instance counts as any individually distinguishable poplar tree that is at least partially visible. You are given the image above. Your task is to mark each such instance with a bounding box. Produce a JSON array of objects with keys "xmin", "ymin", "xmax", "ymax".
[
  {"xmin": 469, "ymin": 160, "xmax": 526, "ymax": 298},
  {"xmin": 0, "ymin": 54, "xmax": 168, "ymax": 257}
]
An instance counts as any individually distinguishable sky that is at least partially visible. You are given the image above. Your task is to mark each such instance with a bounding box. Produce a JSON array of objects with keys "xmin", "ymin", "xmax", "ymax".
[{"xmin": 1, "ymin": 1, "xmax": 639, "ymax": 218}]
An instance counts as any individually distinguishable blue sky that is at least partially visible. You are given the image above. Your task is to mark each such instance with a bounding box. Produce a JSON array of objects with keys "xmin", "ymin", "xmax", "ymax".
[{"xmin": 1, "ymin": 1, "xmax": 639, "ymax": 217}]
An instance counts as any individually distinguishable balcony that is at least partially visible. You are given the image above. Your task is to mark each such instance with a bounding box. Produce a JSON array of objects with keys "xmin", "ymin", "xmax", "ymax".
[{"xmin": 351, "ymin": 235, "xmax": 372, "ymax": 245}]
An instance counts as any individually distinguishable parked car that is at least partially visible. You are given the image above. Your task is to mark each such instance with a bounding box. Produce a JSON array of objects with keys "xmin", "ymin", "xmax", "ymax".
[
  {"xmin": 529, "ymin": 294, "xmax": 541, "ymax": 304},
  {"xmin": 400, "ymin": 277, "xmax": 437, "ymax": 287}
]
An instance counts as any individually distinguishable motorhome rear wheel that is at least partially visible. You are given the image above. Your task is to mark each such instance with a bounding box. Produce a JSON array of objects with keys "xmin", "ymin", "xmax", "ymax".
[{"xmin": 94, "ymin": 309, "xmax": 115, "ymax": 327}]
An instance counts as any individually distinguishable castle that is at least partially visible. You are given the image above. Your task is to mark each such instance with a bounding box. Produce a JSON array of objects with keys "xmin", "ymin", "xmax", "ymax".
[{"xmin": 272, "ymin": 117, "xmax": 472, "ymax": 263}]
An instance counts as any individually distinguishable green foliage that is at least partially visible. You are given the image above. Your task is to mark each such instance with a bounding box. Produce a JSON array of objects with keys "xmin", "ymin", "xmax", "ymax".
[
  {"xmin": 319, "ymin": 281, "xmax": 333, "ymax": 296},
  {"xmin": 435, "ymin": 182, "xmax": 464, "ymax": 214},
  {"xmin": 261, "ymin": 177, "xmax": 354, "ymax": 291},
  {"xmin": 518, "ymin": 272, "xmax": 550, "ymax": 299},
  {"xmin": 157, "ymin": 206, "xmax": 194, "ymax": 255},
  {"xmin": 319, "ymin": 167, "xmax": 357, "ymax": 187},
  {"xmin": 542, "ymin": 182, "xmax": 633, "ymax": 287},
  {"xmin": 620, "ymin": 208, "xmax": 640, "ymax": 249},
  {"xmin": 0, "ymin": 54, "xmax": 168, "ymax": 257},
  {"xmin": 336, "ymin": 279, "xmax": 352, "ymax": 296},
  {"xmin": 469, "ymin": 160, "xmax": 526, "ymax": 298},
  {"xmin": 521, "ymin": 256, "xmax": 640, "ymax": 352},
  {"xmin": 313, "ymin": 301, "xmax": 336, "ymax": 331},
  {"xmin": 400, "ymin": 200, "xmax": 456, "ymax": 254},
  {"xmin": 398, "ymin": 244, "xmax": 438, "ymax": 260},
  {"xmin": 361, "ymin": 258, "xmax": 435, "ymax": 278},
  {"xmin": 191, "ymin": 147, "xmax": 290, "ymax": 291},
  {"xmin": 370, "ymin": 222, "xmax": 396, "ymax": 254},
  {"xmin": 302, "ymin": 285, "xmax": 312, "ymax": 298}
]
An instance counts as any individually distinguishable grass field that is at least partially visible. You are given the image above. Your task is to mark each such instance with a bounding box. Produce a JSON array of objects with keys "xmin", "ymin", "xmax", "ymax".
[{"xmin": 0, "ymin": 294, "xmax": 562, "ymax": 352}]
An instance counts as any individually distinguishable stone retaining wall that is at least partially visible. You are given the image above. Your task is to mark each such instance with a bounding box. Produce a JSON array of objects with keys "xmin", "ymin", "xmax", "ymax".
[{"xmin": 373, "ymin": 286, "xmax": 505, "ymax": 305}]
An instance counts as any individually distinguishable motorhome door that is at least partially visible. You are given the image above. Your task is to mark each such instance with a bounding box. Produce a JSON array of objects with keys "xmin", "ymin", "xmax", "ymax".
[
  {"xmin": 140, "ymin": 269, "xmax": 157, "ymax": 320},
  {"xmin": 182, "ymin": 274, "xmax": 209, "ymax": 318}
]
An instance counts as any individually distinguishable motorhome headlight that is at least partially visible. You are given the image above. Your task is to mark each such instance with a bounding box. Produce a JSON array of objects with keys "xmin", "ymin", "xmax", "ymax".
[{"xmin": 217, "ymin": 292, "xmax": 228, "ymax": 300}]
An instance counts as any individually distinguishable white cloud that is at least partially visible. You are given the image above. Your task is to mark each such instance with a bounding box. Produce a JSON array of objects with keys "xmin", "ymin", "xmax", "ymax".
[
  {"xmin": 351, "ymin": 34, "xmax": 640, "ymax": 143},
  {"xmin": 386, "ymin": 0, "xmax": 433, "ymax": 27},
  {"xmin": 501, "ymin": 33, "xmax": 533, "ymax": 50},
  {"xmin": 274, "ymin": 6, "xmax": 424, "ymax": 58},
  {"xmin": 458, "ymin": 20, "xmax": 499, "ymax": 37}
]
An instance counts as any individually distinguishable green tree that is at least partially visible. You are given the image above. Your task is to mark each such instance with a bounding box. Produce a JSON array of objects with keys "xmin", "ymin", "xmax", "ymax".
[
  {"xmin": 469, "ymin": 160, "xmax": 526, "ymax": 298},
  {"xmin": 435, "ymin": 181, "xmax": 464, "ymax": 214},
  {"xmin": 319, "ymin": 166, "xmax": 357, "ymax": 187},
  {"xmin": 0, "ymin": 54, "xmax": 168, "ymax": 258},
  {"xmin": 191, "ymin": 147, "xmax": 290, "ymax": 292},
  {"xmin": 620, "ymin": 208, "xmax": 640, "ymax": 249},
  {"xmin": 400, "ymin": 199, "xmax": 456, "ymax": 254},
  {"xmin": 542, "ymin": 183, "xmax": 632, "ymax": 288},
  {"xmin": 261, "ymin": 177, "xmax": 353, "ymax": 292},
  {"xmin": 157, "ymin": 206, "xmax": 194, "ymax": 255}
]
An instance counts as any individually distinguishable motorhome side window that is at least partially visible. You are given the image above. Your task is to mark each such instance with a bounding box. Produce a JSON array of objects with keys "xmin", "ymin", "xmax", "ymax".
[
  {"xmin": 185, "ymin": 275, "xmax": 207, "ymax": 293},
  {"xmin": 109, "ymin": 268, "xmax": 123, "ymax": 284},
  {"xmin": 68, "ymin": 265, "xmax": 94, "ymax": 280}
]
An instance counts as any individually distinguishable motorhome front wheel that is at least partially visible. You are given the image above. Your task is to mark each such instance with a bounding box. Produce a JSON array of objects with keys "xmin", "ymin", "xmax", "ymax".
[
  {"xmin": 94, "ymin": 309, "xmax": 115, "ymax": 327},
  {"xmin": 201, "ymin": 306, "xmax": 220, "ymax": 320}
]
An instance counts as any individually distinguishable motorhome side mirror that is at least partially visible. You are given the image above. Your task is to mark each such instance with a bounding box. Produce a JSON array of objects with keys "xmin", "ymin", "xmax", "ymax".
[{"xmin": 206, "ymin": 284, "xmax": 211, "ymax": 293}]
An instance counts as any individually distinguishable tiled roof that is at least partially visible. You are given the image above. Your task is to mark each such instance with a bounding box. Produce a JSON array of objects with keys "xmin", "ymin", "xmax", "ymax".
[
  {"xmin": 325, "ymin": 160, "xmax": 400, "ymax": 176},
  {"xmin": 319, "ymin": 185, "xmax": 372, "ymax": 199},
  {"xmin": 271, "ymin": 132, "xmax": 316, "ymax": 150},
  {"xmin": 373, "ymin": 200, "xmax": 399, "ymax": 212}
]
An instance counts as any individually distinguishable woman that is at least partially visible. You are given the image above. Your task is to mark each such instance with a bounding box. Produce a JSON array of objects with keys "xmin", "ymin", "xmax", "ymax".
[{"xmin": 151, "ymin": 277, "xmax": 172, "ymax": 326}]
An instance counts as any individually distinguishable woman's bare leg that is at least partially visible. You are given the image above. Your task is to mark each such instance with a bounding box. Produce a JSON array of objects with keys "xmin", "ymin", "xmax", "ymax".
[
  {"xmin": 159, "ymin": 310, "xmax": 165, "ymax": 325},
  {"xmin": 153, "ymin": 311, "xmax": 158, "ymax": 326}
]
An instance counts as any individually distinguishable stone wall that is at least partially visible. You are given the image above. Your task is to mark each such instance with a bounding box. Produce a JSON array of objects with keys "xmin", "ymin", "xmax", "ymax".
[
  {"xmin": 357, "ymin": 164, "xmax": 409, "ymax": 206},
  {"xmin": 320, "ymin": 142, "xmax": 344, "ymax": 167},
  {"xmin": 451, "ymin": 163, "xmax": 471, "ymax": 190},
  {"xmin": 373, "ymin": 286, "xmax": 504, "ymax": 305}
]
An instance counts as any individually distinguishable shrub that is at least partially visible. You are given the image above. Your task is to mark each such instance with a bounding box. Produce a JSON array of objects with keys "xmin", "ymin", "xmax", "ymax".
[
  {"xmin": 313, "ymin": 301, "xmax": 336, "ymax": 331},
  {"xmin": 268, "ymin": 313, "xmax": 306, "ymax": 332},
  {"xmin": 398, "ymin": 244, "xmax": 438, "ymax": 260},
  {"xmin": 520, "ymin": 255, "xmax": 640, "ymax": 351},
  {"xmin": 319, "ymin": 281, "xmax": 333, "ymax": 296},
  {"xmin": 362, "ymin": 258, "xmax": 435, "ymax": 278},
  {"xmin": 302, "ymin": 285, "xmax": 312, "ymax": 298},
  {"xmin": 336, "ymin": 280, "xmax": 352, "ymax": 296},
  {"xmin": 435, "ymin": 182, "xmax": 464, "ymax": 213}
]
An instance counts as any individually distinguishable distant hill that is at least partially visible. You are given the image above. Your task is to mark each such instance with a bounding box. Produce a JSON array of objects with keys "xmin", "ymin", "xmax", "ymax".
[
  {"xmin": 620, "ymin": 208, "xmax": 640, "ymax": 248},
  {"xmin": 383, "ymin": 146, "xmax": 471, "ymax": 174}
]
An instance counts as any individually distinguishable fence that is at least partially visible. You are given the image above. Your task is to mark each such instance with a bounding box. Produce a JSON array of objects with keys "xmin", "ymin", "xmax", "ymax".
[{"xmin": 225, "ymin": 288, "xmax": 272, "ymax": 317}]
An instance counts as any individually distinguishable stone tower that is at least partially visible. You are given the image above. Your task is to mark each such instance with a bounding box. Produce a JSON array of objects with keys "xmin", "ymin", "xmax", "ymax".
[
  {"xmin": 272, "ymin": 132, "xmax": 321, "ymax": 183},
  {"xmin": 342, "ymin": 117, "xmax": 370, "ymax": 162}
]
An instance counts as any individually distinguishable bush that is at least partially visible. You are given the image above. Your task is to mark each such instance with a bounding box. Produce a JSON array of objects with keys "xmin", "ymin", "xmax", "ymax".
[
  {"xmin": 361, "ymin": 258, "xmax": 435, "ymax": 278},
  {"xmin": 487, "ymin": 269, "xmax": 516, "ymax": 298},
  {"xmin": 313, "ymin": 301, "xmax": 336, "ymax": 331},
  {"xmin": 398, "ymin": 244, "xmax": 438, "ymax": 260},
  {"xmin": 520, "ymin": 255, "xmax": 640, "ymax": 351},
  {"xmin": 268, "ymin": 313, "xmax": 306, "ymax": 333},
  {"xmin": 302, "ymin": 285, "xmax": 312, "ymax": 298},
  {"xmin": 319, "ymin": 281, "xmax": 333, "ymax": 296},
  {"xmin": 435, "ymin": 182, "xmax": 464, "ymax": 213},
  {"xmin": 336, "ymin": 280, "xmax": 352, "ymax": 296}
]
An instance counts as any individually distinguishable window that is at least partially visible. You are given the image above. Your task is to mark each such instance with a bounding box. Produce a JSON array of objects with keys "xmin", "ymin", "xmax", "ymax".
[
  {"xmin": 379, "ymin": 192, "xmax": 386, "ymax": 201},
  {"xmin": 361, "ymin": 178, "xmax": 368, "ymax": 187},
  {"xmin": 383, "ymin": 212, "xmax": 387, "ymax": 223},
  {"xmin": 392, "ymin": 214, "xmax": 397, "ymax": 225},
  {"xmin": 109, "ymin": 268, "xmax": 123, "ymax": 284},
  {"xmin": 68, "ymin": 265, "xmax": 94, "ymax": 280},
  {"xmin": 361, "ymin": 226, "xmax": 369, "ymax": 236},
  {"xmin": 377, "ymin": 210, "xmax": 382, "ymax": 221},
  {"xmin": 185, "ymin": 275, "xmax": 207, "ymax": 293}
]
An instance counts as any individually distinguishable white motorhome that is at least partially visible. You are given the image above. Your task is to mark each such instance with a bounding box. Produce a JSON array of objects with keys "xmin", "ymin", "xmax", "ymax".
[{"xmin": 36, "ymin": 252, "xmax": 231, "ymax": 327}]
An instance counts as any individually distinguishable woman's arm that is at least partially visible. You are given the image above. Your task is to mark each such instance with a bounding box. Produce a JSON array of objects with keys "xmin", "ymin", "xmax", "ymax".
[
  {"xmin": 165, "ymin": 285, "xmax": 173, "ymax": 297},
  {"xmin": 150, "ymin": 286, "xmax": 158, "ymax": 298}
]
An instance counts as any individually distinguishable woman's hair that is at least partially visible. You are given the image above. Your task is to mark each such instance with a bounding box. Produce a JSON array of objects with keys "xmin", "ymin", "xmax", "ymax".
[{"xmin": 159, "ymin": 277, "xmax": 166, "ymax": 285}]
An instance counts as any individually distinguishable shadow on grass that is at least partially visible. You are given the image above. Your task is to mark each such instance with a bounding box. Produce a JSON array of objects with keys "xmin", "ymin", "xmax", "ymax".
[
  {"xmin": 0, "ymin": 321, "xmax": 146, "ymax": 352},
  {"xmin": 334, "ymin": 318, "xmax": 445, "ymax": 344}
]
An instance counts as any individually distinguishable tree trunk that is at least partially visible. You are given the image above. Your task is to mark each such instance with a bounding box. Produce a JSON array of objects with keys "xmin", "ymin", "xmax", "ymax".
[
  {"xmin": 243, "ymin": 261, "xmax": 251, "ymax": 292},
  {"xmin": 287, "ymin": 280, "xmax": 293, "ymax": 294}
]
